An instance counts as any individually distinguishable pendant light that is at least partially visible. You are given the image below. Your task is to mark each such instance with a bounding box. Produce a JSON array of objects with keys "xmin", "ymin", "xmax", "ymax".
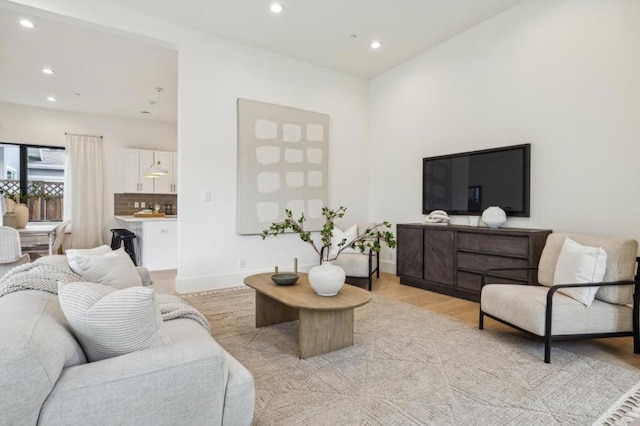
[
  {"xmin": 144, "ymin": 160, "xmax": 169, "ymax": 178},
  {"xmin": 143, "ymin": 88, "xmax": 170, "ymax": 178}
]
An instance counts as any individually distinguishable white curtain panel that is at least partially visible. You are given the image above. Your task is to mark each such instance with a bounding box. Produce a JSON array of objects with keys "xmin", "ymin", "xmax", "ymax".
[{"xmin": 64, "ymin": 134, "xmax": 104, "ymax": 249}]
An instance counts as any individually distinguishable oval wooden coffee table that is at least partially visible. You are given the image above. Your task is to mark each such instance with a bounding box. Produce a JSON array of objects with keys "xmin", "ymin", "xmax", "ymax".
[{"xmin": 243, "ymin": 273, "xmax": 371, "ymax": 359}]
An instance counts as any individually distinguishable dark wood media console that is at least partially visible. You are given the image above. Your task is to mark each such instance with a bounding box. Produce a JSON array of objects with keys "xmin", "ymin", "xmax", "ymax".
[{"xmin": 396, "ymin": 224, "xmax": 552, "ymax": 302}]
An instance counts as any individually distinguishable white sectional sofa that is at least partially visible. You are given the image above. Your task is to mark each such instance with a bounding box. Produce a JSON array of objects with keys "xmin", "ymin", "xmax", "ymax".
[{"xmin": 0, "ymin": 256, "xmax": 255, "ymax": 425}]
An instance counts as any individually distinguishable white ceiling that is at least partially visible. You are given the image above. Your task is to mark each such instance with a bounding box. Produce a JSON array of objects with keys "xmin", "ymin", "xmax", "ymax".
[
  {"xmin": 0, "ymin": 0, "xmax": 523, "ymax": 122},
  {"xmin": 0, "ymin": 7, "xmax": 178, "ymax": 123}
]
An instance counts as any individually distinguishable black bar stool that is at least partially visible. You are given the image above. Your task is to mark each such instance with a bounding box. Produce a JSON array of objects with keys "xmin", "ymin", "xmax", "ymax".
[{"xmin": 110, "ymin": 229, "xmax": 138, "ymax": 265}]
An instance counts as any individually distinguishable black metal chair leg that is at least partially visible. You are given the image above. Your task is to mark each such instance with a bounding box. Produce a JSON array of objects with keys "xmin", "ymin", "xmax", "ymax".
[
  {"xmin": 544, "ymin": 338, "xmax": 551, "ymax": 363},
  {"xmin": 479, "ymin": 310, "xmax": 484, "ymax": 330}
]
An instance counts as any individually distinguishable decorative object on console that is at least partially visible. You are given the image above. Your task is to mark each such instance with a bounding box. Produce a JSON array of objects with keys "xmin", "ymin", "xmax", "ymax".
[
  {"xmin": 424, "ymin": 210, "xmax": 450, "ymax": 225},
  {"xmin": 481, "ymin": 206, "xmax": 507, "ymax": 228},
  {"xmin": 261, "ymin": 206, "xmax": 396, "ymax": 296}
]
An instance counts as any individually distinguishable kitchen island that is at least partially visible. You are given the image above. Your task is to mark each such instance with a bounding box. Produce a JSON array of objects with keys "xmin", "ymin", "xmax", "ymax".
[{"xmin": 114, "ymin": 215, "xmax": 177, "ymax": 271}]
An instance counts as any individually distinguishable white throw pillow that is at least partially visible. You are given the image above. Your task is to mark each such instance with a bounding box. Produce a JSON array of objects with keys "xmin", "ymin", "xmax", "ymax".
[
  {"xmin": 330, "ymin": 224, "xmax": 360, "ymax": 256},
  {"xmin": 68, "ymin": 247, "xmax": 142, "ymax": 289},
  {"xmin": 553, "ymin": 238, "xmax": 607, "ymax": 307},
  {"xmin": 58, "ymin": 281, "xmax": 169, "ymax": 362},
  {"xmin": 65, "ymin": 245, "xmax": 112, "ymax": 263}
]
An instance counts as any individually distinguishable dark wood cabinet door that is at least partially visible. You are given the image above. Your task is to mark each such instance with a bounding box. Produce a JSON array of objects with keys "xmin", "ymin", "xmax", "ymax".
[
  {"xmin": 423, "ymin": 229, "xmax": 455, "ymax": 285},
  {"xmin": 397, "ymin": 226, "xmax": 423, "ymax": 278}
]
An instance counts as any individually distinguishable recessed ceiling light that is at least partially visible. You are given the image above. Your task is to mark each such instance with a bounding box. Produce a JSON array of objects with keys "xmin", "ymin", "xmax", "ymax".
[
  {"xmin": 369, "ymin": 40, "xmax": 382, "ymax": 49},
  {"xmin": 20, "ymin": 19, "xmax": 35, "ymax": 28},
  {"xmin": 46, "ymin": 96, "xmax": 57, "ymax": 102},
  {"xmin": 349, "ymin": 34, "xmax": 358, "ymax": 40},
  {"xmin": 270, "ymin": 3, "xmax": 284, "ymax": 14},
  {"xmin": 42, "ymin": 68, "xmax": 55, "ymax": 75},
  {"xmin": 140, "ymin": 110, "xmax": 151, "ymax": 115}
]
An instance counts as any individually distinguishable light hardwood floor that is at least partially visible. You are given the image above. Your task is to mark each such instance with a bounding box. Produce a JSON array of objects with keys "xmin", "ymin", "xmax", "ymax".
[{"xmin": 150, "ymin": 270, "xmax": 640, "ymax": 371}]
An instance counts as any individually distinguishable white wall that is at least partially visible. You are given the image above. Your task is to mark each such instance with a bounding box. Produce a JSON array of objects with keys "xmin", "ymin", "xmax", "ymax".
[
  {"xmin": 177, "ymin": 42, "xmax": 369, "ymax": 292},
  {"xmin": 10, "ymin": 0, "xmax": 371, "ymax": 291},
  {"xmin": 0, "ymin": 101, "xmax": 177, "ymax": 240},
  {"xmin": 370, "ymin": 0, "xmax": 640, "ymax": 263}
]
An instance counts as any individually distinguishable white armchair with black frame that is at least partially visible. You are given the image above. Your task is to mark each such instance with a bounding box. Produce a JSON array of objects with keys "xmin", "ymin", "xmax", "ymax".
[
  {"xmin": 479, "ymin": 232, "xmax": 639, "ymax": 364},
  {"xmin": 320, "ymin": 222, "xmax": 381, "ymax": 291}
]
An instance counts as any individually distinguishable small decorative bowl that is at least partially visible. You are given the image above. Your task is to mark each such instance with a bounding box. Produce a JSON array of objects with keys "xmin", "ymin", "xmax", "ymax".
[{"xmin": 271, "ymin": 273, "xmax": 299, "ymax": 286}]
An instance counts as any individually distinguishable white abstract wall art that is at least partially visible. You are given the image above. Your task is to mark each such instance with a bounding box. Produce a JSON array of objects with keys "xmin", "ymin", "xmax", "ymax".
[{"xmin": 237, "ymin": 99, "xmax": 330, "ymax": 235}]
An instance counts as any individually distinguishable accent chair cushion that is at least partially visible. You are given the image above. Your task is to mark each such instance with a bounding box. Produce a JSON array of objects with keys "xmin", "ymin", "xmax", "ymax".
[
  {"xmin": 331, "ymin": 253, "xmax": 371, "ymax": 277},
  {"xmin": 68, "ymin": 247, "xmax": 142, "ymax": 289},
  {"xmin": 481, "ymin": 284, "xmax": 633, "ymax": 336},
  {"xmin": 551, "ymin": 238, "xmax": 607, "ymax": 306},
  {"xmin": 538, "ymin": 233, "xmax": 638, "ymax": 305},
  {"xmin": 58, "ymin": 281, "xmax": 169, "ymax": 362}
]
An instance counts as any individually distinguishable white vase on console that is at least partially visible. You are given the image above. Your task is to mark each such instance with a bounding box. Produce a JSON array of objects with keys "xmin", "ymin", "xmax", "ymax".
[
  {"xmin": 308, "ymin": 262, "xmax": 345, "ymax": 297},
  {"xmin": 481, "ymin": 206, "xmax": 506, "ymax": 229}
]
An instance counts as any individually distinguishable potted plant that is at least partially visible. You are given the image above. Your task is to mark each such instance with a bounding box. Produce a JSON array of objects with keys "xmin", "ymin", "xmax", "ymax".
[
  {"xmin": 1, "ymin": 183, "xmax": 50, "ymax": 228},
  {"xmin": 261, "ymin": 206, "xmax": 396, "ymax": 296}
]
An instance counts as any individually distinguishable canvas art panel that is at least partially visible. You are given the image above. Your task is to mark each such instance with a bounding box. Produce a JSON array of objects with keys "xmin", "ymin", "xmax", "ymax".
[{"xmin": 237, "ymin": 99, "xmax": 329, "ymax": 234}]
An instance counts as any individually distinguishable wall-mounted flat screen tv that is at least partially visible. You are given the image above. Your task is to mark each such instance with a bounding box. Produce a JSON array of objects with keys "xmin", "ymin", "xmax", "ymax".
[{"xmin": 422, "ymin": 143, "xmax": 530, "ymax": 216}]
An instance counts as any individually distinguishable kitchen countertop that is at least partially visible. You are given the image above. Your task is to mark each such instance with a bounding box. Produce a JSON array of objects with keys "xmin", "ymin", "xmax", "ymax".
[{"xmin": 115, "ymin": 215, "xmax": 178, "ymax": 222}]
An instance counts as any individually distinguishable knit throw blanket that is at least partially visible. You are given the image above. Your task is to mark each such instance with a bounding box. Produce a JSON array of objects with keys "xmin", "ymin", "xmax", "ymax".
[{"xmin": 0, "ymin": 263, "xmax": 210, "ymax": 332}]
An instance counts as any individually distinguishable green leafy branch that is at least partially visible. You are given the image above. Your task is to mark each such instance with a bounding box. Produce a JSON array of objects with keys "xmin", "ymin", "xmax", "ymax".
[{"xmin": 261, "ymin": 206, "xmax": 397, "ymax": 262}]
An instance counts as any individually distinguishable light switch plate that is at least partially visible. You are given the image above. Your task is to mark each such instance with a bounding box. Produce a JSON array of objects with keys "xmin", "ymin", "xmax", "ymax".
[
  {"xmin": 202, "ymin": 191, "xmax": 211, "ymax": 202},
  {"xmin": 134, "ymin": 202, "xmax": 139, "ymax": 208}
]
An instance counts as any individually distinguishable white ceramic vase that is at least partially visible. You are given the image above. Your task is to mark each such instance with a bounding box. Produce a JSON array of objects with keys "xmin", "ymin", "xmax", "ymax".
[
  {"xmin": 481, "ymin": 206, "xmax": 507, "ymax": 229},
  {"xmin": 308, "ymin": 262, "xmax": 346, "ymax": 297}
]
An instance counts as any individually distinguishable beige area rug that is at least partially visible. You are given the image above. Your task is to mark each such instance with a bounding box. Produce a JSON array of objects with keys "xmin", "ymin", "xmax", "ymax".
[{"xmin": 184, "ymin": 288, "xmax": 640, "ymax": 425}]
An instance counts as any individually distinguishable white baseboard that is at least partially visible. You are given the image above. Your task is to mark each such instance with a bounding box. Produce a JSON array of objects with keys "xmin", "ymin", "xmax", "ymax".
[
  {"xmin": 380, "ymin": 259, "xmax": 397, "ymax": 275},
  {"xmin": 175, "ymin": 263, "xmax": 315, "ymax": 294},
  {"xmin": 175, "ymin": 260, "xmax": 397, "ymax": 294}
]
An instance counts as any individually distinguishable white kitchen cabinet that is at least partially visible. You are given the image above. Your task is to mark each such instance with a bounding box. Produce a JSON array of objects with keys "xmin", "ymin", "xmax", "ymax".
[
  {"xmin": 142, "ymin": 220, "xmax": 177, "ymax": 270},
  {"xmin": 123, "ymin": 149, "xmax": 154, "ymax": 193},
  {"xmin": 123, "ymin": 149, "xmax": 177, "ymax": 194},
  {"xmin": 153, "ymin": 151, "xmax": 177, "ymax": 194},
  {"xmin": 114, "ymin": 216, "xmax": 177, "ymax": 271}
]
